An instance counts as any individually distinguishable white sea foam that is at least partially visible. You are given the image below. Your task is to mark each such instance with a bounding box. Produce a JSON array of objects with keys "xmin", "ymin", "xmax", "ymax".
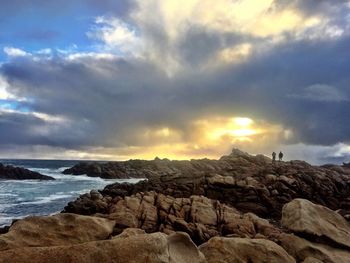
[
  {"xmin": 17, "ymin": 193, "xmax": 73, "ymax": 205},
  {"xmin": 0, "ymin": 161, "xmax": 145, "ymax": 227},
  {"xmin": 0, "ymin": 193, "xmax": 18, "ymax": 197},
  {"xmin": 57, "ymin": 167, "xmax": 71, "ymax": 172}
]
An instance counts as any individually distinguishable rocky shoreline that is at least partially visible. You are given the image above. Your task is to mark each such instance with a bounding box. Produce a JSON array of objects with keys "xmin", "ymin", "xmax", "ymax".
[
  {"xmin": 0, "ymin": 149, "xmax": 349, "ymax": 262},
  {"xmin": 0, "ymin": 163, "xmax": 55, "ymax": 180},
  {"xmin": 64, "ymin": 149, "xmax": 350, "ymax": 219}
]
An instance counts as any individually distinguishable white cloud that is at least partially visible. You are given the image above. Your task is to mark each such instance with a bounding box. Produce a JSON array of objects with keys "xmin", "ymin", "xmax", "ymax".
[
  {"xmin": 87, "ymin": 16, "xmax": 143, "ymax": 56},
  {"xmin": 3, "ymin": 47, "xmax": 31, "ymax": 57},
  {"xmin": 66, "ymin": 52, "xmax": 117, "ymax": 61},
  {"xmin": 0, "ymin": 76, "xmax": 14, "ymax": 100},
  {"xmin": 36, "ymin": 48, "xmax": 52, "ymax": 55},
  {"xmin": 290, "ymin": 84, "xmax": 348, "ymax": 102}
]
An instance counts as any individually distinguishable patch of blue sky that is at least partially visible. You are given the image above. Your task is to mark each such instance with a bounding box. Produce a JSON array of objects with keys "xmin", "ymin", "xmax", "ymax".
[
  {"xmin": 0, "ymin": 4, "xmax": 102, "ymax": 62},
  {"xmin": 0, "ymin": 100, "xmax": 32, "ymax": 113}
]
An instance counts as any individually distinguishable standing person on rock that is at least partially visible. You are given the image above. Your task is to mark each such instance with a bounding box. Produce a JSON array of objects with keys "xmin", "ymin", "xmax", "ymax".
[
  {"xmin": 279, "ymin": 151, "xmax": 284, "ymax": 161},
  {"xmin": 272, "ymin": 152, "xmax": 276, "ymax": 163}
]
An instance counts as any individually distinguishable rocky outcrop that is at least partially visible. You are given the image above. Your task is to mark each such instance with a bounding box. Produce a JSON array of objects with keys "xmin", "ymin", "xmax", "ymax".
[
  {"xmin": 2, "ymin": 148, "xmax": 350, "ymax": 262},
  {"xmin": 281, "ymin": 198, "xmax": 350, "ymax": 249},
  {"xmin": 0, "ymin": 163, "xmax": 54, "ymax": 180},
  {"xmin": 65, "ymin": 191, "xmax": 283, "ymax": 245},
  {"xmin": 279, "ymin": 234, "xmax": 350, "ymax": 263},
  {"xmin": 0, "ymin": 213, "xmax": 115, "ymax": 250},
  {"xmin": 199, "ymin": 237, "xmax": 296, "ymax": 263},
  {"xmin": 64, "ymin": 150, "xmax": 350, "ymax": 219},
  {"xmin": 62, "ymin": 149, "xmax": 273, "ymax": 179},
  {"xmin": 1, "ymin": 196, "xmax": 350, "ymax": 262},
  {"xmin": 0, "ymin": 229, "xmax": 206, "ymax": 263},
  {"xmin": 278, "ymin": 199, "xmax": 350, "ymax": 263}
]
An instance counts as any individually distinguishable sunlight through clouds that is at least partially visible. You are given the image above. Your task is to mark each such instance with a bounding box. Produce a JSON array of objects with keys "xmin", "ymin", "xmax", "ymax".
[{"xmin": 0, "ymin": 0, "xmax": 349, "ymax": 163}]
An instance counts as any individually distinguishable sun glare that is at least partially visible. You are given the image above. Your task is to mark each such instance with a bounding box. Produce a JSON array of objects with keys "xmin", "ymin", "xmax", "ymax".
[
  {"xmin": 207, "ymin": 117, "xmax": 258, "ymax": 141},
  {"xmin": 233, "ymin": 117, "xmax": 253, "ymax": 127}
]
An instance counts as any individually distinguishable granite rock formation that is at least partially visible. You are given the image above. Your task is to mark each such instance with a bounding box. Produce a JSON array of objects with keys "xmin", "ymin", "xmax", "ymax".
[
  {"xmin": 1, "ymin": 149, "xmax": 350, "ymax": 262},
  {"xmin": 1, "ymin": 198, "xmax": 349, "ymax": 262},
  {"xmin": 64, "ymin": 149, "xmax": 350, "ymax": 219}
]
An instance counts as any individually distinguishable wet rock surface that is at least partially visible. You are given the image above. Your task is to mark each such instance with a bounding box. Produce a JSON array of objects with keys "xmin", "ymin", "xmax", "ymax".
[{"xmin": 0, "ymin": 163, "xmax": 54, "ymax": 180}]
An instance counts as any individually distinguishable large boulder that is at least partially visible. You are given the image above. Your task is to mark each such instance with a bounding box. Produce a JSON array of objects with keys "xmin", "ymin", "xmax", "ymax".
[
  {"xmin": 199, "ymin": 237, "xmax": 295, "ymax": 263},
  {"xmin": 0, "ymin": 163, "xmax": 54, "ymax": 180},
  {"xmin": 281, "ymin": 199, "xmax": 350, "ymax": 248},
  {"xmin": 0, "ymin": 213, "xmax": 115, "ymax": 250},
  {"xmin": 0, "ymin": 230, "xmax": 206, "ymax": 263},
  {"xmin": 279, "ymin": 233, "xmax": 350, "ymax": 263}
]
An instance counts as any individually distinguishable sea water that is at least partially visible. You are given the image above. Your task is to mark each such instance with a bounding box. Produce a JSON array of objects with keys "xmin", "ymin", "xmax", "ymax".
[{"xmin": 0, "ymin": 159, "xmax": 144, "ymax": 227}]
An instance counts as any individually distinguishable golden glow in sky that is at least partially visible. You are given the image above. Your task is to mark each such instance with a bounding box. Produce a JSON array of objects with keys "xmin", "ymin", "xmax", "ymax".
[
  {"xmin": 208, "ymin": 117, "xmax": 258, "ymax": 141},
  {"xmin": 100, "ymin": 116, "xmax": 286, "ymax": 160}
]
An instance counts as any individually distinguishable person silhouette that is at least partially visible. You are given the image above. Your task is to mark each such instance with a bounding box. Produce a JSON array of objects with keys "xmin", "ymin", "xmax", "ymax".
[
  {"xmin": 272, "ymin": 152, "xmax": 276, "ymax": 163},
  {"xmin": 279, "ymin": 151, "xmax": 283, "ymax": 161}
]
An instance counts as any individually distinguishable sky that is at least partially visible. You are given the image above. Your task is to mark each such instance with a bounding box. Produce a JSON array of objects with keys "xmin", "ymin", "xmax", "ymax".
[{"xmin": 0, "ymin": 0, "xmax": 350, "ymax": 164}]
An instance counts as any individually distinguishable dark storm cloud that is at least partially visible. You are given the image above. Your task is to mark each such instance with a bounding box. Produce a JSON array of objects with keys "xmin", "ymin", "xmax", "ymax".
[
  {"xmin": 0, "ymin": 109, "xmax": 101, "ymax": 148},
  {"xmin": 0, "ymin": 0, "xmax": 349, "ymax": 160},
  {"xmin": 1, "ymin": 32, "xmax": 350, "ymax": 151},
  {"xmin": 177, "ymin": 27, "xmax": 256, "ymax": 68}
]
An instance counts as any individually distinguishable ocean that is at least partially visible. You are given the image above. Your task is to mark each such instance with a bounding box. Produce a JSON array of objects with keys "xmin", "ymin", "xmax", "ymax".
[{"xmin": 0, "ymin": 159, "xmax": 143, "ymax": 227}]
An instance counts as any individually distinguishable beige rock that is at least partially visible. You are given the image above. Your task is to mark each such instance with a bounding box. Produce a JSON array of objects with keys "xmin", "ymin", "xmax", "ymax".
[
  {"xmin": 279, "ymin": 233, "xmax": 350, "ymax": 263},
  {"xmin": 190, "ymin": 196, "xmax": 217, "ymax": 226},
  {"xmin": 0, "ymin": 231, "xmax": 206, "ymax": 263},
  {"xmin": 207, "ymin": 174, "xmax": 235, "ymax": 186},
  {"xmin": 222, "ymin": 218, "xmax": 255, "ymax": 238},
  {"xmin": 168, "ymin": 232, "xmax": 206, "ymax": 263},
  {"xmin": 199, "ymin": 237, "xmax": 295, "ymax": 263},
  {"xmin": 114, "ymin": 228, "xmax": 146, "ymax": 238},
  {"xmin": 243, "ymin": 213, "xmax": 281, "ymax": 238},
  {"xmin": 282, "ymin": 199, "xmax": 350, "ymax": 248},
  {"xmin": 302, "ymin": 257, "xmax": 323, "ymax": 263},
  {"xmin": 0, "ymin": 213, "xmax": 115, "ymax": 251}
]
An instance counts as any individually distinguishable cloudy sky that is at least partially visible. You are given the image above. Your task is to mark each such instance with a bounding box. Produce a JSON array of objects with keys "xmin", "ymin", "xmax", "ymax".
[{"xmin": 0, "ymin": 0, "xmax": 349, "ymax": 163}]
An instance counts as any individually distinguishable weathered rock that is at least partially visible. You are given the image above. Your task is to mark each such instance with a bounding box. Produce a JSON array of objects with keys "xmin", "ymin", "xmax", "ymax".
[
  {"xmin": 90, "ymin": 189, "xmax": 103, "ymax": 200},
  {"xmin": 64, "ymin": 149, "xmax": 350, "ymax": 219},
  {"xmin": 302, "ymin": 257, "xmax": 323, "ymax": 263},
  {"xmin": 282, "ymin": 199, "xmax": 350, "ymax": 248},
  {"xmin": 67, "ymin": 191, "xmax": 283, "ymax": 245},
  {"xmin": 0, "ymin": 163, "xmax": 54, "ymax": 180},
  {"xmin": 279, "ymin": 233, "xmax": 350, "ymax": 263},
  {"xmin": 0, "ymin": 213, "xmax": 115, "ymax": 251},
  {"xmin": 199, "ymin": 237, "xmax": 295, "ymax": 263},
  {"xmin": 0, "ymin": 231, "xmax": 206, "ymax": 263}
]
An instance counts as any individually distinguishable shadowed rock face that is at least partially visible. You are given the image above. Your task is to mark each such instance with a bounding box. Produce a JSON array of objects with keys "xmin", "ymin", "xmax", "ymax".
[
  {"xmin": 63, "ymin": 149, "xmax": 350, "ymax": 219},
  {"xmin": 0, "ymin": 163, "xmax": 54, "ymax": 180},
  {"xmin": 62, "ymin": 149, "xmax": 271, "ymax": 179}
]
